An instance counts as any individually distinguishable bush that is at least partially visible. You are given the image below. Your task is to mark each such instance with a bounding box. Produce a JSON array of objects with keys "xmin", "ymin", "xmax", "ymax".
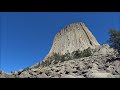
[
  {"xmin": 40, "ymin": 48, "xmax": 92, "ymax": 66},
  {"xmin": 82, "ymin": 47, "xmax": 92, "ymax": 57},
  {"xmin": 72, "ymin": 49, "xmax": 81, "ymax": 59},
  {"xmin": 72, "ymin": 48, "xmax": 92, "ymax": 59},
  {"xmin": 63, "ymin": 52, "xmax": 71, "ymax": 61},
  {"xmin": 45, "ymin": 52, "xmax": 71, "ymax": 64},
  {"xmin": 40, "ymin": 56, "xmax": 55, "ymax": 67},
  {"xmin": 60, "ymin": 55, "xmax": 66, "ymax": 62},
  {"xmin": 40, "ymin": 60, "xmax": 51, "ymax": 67},
  {"xmin": 107, "ymin": 29, "xmax": 120, "ymax": 53},
  {"xmin": 53, "ymin": 53, "xmax": 61, "ymax": 61}
]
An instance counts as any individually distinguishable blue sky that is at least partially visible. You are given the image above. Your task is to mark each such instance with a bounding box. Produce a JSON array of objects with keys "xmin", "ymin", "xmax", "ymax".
[{"xmin": 0, "ymin": 12, "xmax": 120, "ymax": 73}]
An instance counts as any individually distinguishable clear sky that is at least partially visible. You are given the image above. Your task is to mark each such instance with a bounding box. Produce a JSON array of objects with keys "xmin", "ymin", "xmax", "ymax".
[{"xmin": 0, "ymin": 12, "xmax": 120, "ymax": 73}]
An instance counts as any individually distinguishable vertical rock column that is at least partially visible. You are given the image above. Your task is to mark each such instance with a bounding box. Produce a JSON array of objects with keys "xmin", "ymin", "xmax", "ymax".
[{"xmin": 44, "ymin": 22, "xmax": 100, "ymax": 61}]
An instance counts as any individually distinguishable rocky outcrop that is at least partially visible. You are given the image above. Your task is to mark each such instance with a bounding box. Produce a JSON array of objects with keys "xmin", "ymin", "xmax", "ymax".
[
  {"xmin": 44, "ymin": 22, "xmax": 100, "ymax": 61},
  {"xmin": 9, "ymin": 44, "xmax": 120, "ymax": 78},
  {"xmin": 0, "ymin": 71, "xmax": 15, "ymax": 78}
]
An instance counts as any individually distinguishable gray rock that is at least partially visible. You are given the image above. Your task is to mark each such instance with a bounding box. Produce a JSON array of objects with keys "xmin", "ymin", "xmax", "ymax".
[
  {"xmin": 88, "ymin": 71, "xmax": 115, "ymax": 78},
  {"xmin": 65, "ymin": 66, "xmax": 77, "ymax": 74},
  {"xmin": 53, "ymin": 66, "xmax": 61, "ymax": 73},
  {"xmin": 113, "ymin": 60, "xmax": 120, "ymax": 67},
  {"xmin": 92, "ymin": 63, "xmax": 98, "ymax": 70},
  {"xmin": 19, "ymin": 71, "xmax": 31, "ymax": 78},
  {"xmin": 76, "ymin": 75, "xmax": 85, "ymax": 78},
  {"xmin": 116, "ymin": 68, "xmax": 120, "ymax": 74},
  {"xmin": 106, "ymin": 66, "xmax": 113, "ymax": 73},
  {"xmin": 57, "ymin": 70, "xmax": 65, "ymax": 75},
  {"xmin": 30, "ymin": 75, "xmax": 37, "ymax": 78},
  {"xmin": 0, "ymin": 71, "xmax": 15, "ymax": 78},
  {"xmin": 69, "ymin": 72, "xmax": 79, "ymax": 77},
  {"xmin": 37, "ymin": 73, "xmax": 49, "ymax": 78},
  {"xmin": 60, "ymin": 74, "xmax": 76, "ymax": 78},
  {"xmin": 37, "ymin": 75, "xmax": 48, "ymax": 78},
  {"xmin": 49, "ymin": 71, "xmax": 59, "ymax": 77},
  {"xmin": 93, "ymin": 44, "xmax": 118, "ymax": 57},
  {"xmin": 113, "ymin": 75, "xmax": 120, "ymax": 78},
  {"xmin": 77, "ymin": 62, "xmax": 86, "ymax": 70},
  {"xmin": 29, "ymin": 71, "xmax": 38, "ymax": 76},
  {"xmin": 12, "ymin": 71, "xmax": 18, "ymax": 75},
  {"xmin": 31, "ymin": 68, "xmax": 39, "ymax": 72}
]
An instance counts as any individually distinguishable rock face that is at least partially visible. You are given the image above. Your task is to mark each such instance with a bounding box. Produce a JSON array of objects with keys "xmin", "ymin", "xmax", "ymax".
[{"xmin": 44, "ymin": 22, "xmax": 100, "ymax": 60}]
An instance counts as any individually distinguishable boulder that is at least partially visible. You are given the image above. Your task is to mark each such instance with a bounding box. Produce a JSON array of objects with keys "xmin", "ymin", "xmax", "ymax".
[
  {"xmin": 60, "ymin": 74, "xmax": 76, "ymax": 78},
  {"xmin": 92, "ymin": 63, "xmax": 98, "ymax": 70},
  {"xmin": 19, "ymin": 71, "xmax": 31, "ymax": 78},
  {"xmin": 88, "ymin": 71, "xmax": 115, "ymax": 78},
  {"xmin": 76, "ymin": 75, "xmax": 85, "ymax": 78},
  {"xmin": 36, "ymin": 73, "xmax": 50, "ymax": 78}
]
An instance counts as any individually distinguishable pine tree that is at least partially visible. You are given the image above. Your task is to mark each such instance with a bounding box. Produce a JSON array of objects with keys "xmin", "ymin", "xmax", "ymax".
[{"xmin": 107, "ymin": 29, "xmax": 120, "ymax": 53}]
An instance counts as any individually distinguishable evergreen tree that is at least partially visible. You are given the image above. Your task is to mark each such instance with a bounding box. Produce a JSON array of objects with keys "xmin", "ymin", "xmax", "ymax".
[{"xmin": 107, "ymin": 29, "xmax": 120, "ymax": 53}]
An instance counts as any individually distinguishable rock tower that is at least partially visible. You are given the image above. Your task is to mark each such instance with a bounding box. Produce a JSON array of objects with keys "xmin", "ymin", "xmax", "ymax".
[{"xmin": 44, "ymin": 22, "xmax": 100, "ymax": 60}]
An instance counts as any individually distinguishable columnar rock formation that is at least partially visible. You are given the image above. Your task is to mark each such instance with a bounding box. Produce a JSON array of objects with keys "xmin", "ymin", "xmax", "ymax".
[{"xmin": 44, "ymin": 22, "xmax": 100, "ymax": 60}]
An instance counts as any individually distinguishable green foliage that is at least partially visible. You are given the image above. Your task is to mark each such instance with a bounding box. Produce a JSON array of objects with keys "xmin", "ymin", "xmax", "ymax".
[
  {"xmin": 44, "ymin": 52, "xmax": 71, "ymax": 65},
  {"xmin": 53, "ymin": 53, "xmax": 66, "ymax": 63},
  {"xmin": 60, "ymin": 55, "xmax": 66, "ymax": 62},
  {"xmin": 40, "ymin": 48, "xmax": 92, "ymax": 66},
  {"xmin": 82, "ymin": 47, "xmax": 92, "ymax": 57},
  {"xmin": 72, "ymin": 49, "xmax": 81, "ymax": 59},
  {"xmin": 65, "ymin": 52, "xmax": 72, "ymax": 60},
  {"xmin": 40, "ymin": 60, "xmax": 51, "ymax": 67},
  {"xmin": 53, "ymin": 53, "xmax": 61, "ymax": 61},
  {"xmin": 107, "ymin": 29, "xmax": 120, "ymax": 52},
  {"xmin": 72, "ymin": 48, "xmax": 92, "ymax": 59}
]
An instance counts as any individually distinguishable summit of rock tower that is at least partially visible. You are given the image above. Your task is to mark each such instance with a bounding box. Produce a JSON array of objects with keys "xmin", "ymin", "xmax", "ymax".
[{"xmin": 44, "ymin": 22, "xmax": 100, "ymax": 60}]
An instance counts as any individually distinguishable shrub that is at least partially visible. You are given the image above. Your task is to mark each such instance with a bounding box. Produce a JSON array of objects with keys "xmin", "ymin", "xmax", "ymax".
[
  {"xmin": 72, "ymin": 48, "xmax": 92, "ymax": 59},
  {"xmin": 53, "ymin": 53, "xmax": 61, "ymax": 61},
  {"xmin": 107, "ymin": 29, "xmax": 120, "ymax": 53},
  {"xmin": 40, "ymin": 48, "xmax": 92, "ymax": 66},
  {"xmin": 64, "ymin": 52, "xmax": 71, "ymax": 60},
  {"xmin": 72, "ymin": 49, "xmax": 81, "ymax": 59},
  {"xmin": 60, "ymin": 55, "xmax": 66, "ymax": 62},
  {"xmin": 82, "ymin": 47, "xmax": 92, "ymax": 57},
  {"xmin": 40, "ymin": 59, "xmax": 53, "ymax": 67}
]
